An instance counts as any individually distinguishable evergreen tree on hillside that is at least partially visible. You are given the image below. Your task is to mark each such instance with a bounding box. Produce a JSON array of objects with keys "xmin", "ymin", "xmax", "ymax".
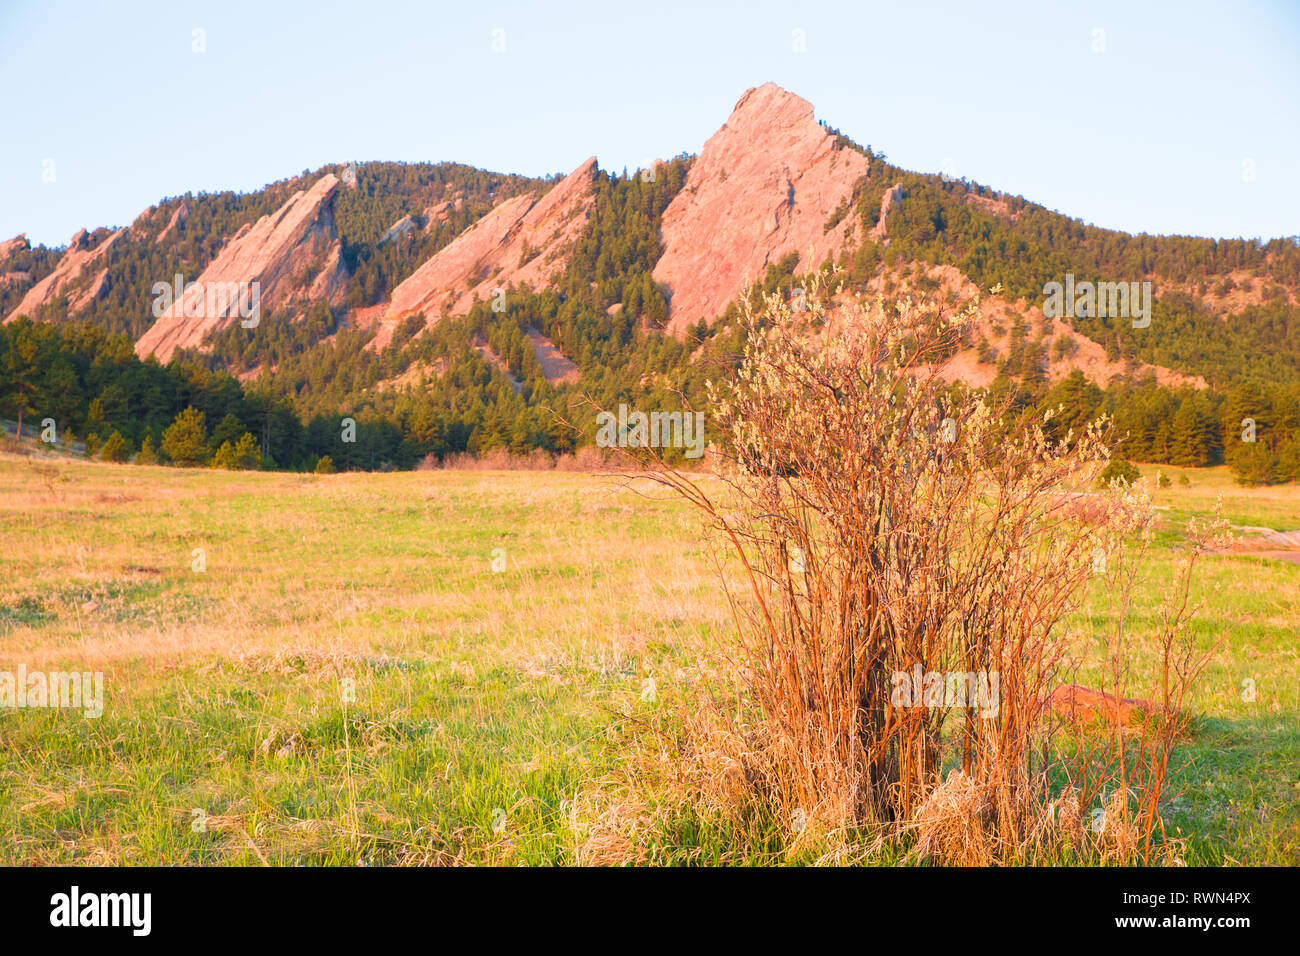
[
  {"xmin": 1169, "ymin": 399, "xmax": 1214, "ymax": 466},
  {"xmin": 1043, "ymin": 369, "xmax": 1102, "ymax": 443},
  {"xmin": 0, "ymin": 324, "xmax": 40, "ymax": 440},
  {"xmin": 212, "ymin": 432, "xmax": 261, "ymax": 470}
]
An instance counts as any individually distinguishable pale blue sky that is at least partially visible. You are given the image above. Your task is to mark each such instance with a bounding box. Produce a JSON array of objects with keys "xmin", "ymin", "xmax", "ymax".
[{"xmin": 2, "ymin": 0, "xmax": 1297, "ymax": 249}]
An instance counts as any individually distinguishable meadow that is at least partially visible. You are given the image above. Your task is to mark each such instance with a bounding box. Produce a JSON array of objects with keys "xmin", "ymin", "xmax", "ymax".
[{"xmin": 1, "ymin": 451, "xmax": 1297, "ymax": 865}]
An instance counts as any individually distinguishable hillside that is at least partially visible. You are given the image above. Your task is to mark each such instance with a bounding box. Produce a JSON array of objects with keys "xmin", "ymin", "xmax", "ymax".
[{"xmin": 3, "ymin": 84, "xmax": 1299, "ymax": 482}]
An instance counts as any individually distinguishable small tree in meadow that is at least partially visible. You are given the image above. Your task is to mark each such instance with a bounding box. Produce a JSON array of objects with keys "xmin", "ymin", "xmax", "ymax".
[
  {"xmin": 136, "ymin": 433, "xmax": 159, "ymax": 465},
  {"xmin": 100, "ymin": 430, "xmax": 131, "ymax": 463},
  {"xmin": 212, "ymin": 432, "xmax": 262, "ymax": 470},
  {"xmin": 161, "ymin": 407, "xmax": 208, "ymax": 466}
]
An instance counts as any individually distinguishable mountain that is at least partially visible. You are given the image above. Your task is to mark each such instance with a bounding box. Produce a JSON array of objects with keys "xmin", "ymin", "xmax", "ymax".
[
  {"xmin": 364, "ymin": 156, "xmax": 600, "ymax": 350},
  {"xmin": 4, "ymin": 83, "xmax": 1300, "ymax": 481},
  {"xmin": 135, "ymin": 173, "xmax": 347, "ymax": 362},
  {"xmin": 4, "ymin": 227, "xmax": 126, "ymax": 322},
  {"xmin": 654, "ymin": 83, "xmax": 872, "ymax": 333}
]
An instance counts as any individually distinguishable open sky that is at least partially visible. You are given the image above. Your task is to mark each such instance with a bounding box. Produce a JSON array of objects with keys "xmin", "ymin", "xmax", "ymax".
[{"xmin": 2, "ymin": 0, "xmax": 1297, "ymax": 248}]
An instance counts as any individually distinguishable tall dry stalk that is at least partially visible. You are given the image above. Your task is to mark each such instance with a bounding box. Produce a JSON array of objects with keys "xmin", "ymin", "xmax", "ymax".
[{"xmin": 1056, "ymin": 509, "xmax": 1227, "ymax": 864}]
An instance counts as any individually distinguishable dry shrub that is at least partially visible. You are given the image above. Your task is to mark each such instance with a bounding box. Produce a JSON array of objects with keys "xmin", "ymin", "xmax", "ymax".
[
  {"xmin": 431, "ymin": 447, "xmax": 556, "ymax": 471},
  {"xmin": 554, "ymin": 446, "xmax": 620, "ymax": 472},
  {"xmin": 586, "ymin": 273, "xmax": 1216, "ymax": 865},
  {"xmin": 1056, "ymin": 491, "xmax": 1119, "ymax": 526},
  {"xmin": 424, "ymin": 445, "xmax": 623, "ymax": 472}
]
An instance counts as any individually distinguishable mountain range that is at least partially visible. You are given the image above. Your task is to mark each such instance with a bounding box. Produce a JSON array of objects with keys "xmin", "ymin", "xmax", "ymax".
[{"xmin": 3, "ymin": 84, "xmax": 1299, "ymax": 481}]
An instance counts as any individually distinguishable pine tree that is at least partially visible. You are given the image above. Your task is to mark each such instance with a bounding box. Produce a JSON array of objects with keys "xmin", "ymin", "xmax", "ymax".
[
  {"xmin": 208, "ymin": 412, "xmax": 246, "ymax": 453},
  {"xmin": 0, "ymin": 326, "xmax": 39, "ymax": 442},
  {"xmin": 1170, "ymin": 401, "xmax": 1212, "ymax": 466},
  {"xmin": 161, "ymin": 407, "xmax": 209, "ymax": 466},
  {"xmin": 211, "ymin": 440, "xmax": 238, "ymax": 469},
  {"xmin": 230, "ymin": 432, "xmax": 261, "ymax": 469},
  {"xmin": 136, "ymin": 433, "xmax": 159, "ymax": 465},
  {"xmin": 100, "ymin": 430, "xmax": 132, "ymax": 463}
]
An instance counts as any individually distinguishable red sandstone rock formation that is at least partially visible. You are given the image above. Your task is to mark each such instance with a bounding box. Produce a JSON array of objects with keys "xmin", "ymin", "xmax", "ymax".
[
  {"xmin": 653, "ymin": 83, "xmax": 873, "ymax": 334},
  {"xmin": 135, "ymin": 174, "xmax": 346, "ymax": 362},
  {"xmin": 0, "ymin": 235, "xmax": 30, "ymax": 294},
  {"xmin": 4, "ymin": 228, "xmax": 125, "ymax": 323},
  {"xmin": 868, "ymin": 183, "xmax": 902, "ymax": 241},
  {"xmin": 156, "ymin": 201, "xmax": 189, "ymax": 245},
  {"xmin": 379, "ymin": 215, "xmax": 416, "ymax": 244},
  {"xmin": 424, "ymin": 201, "xmax": 453, "ymax": 226},
  {"xmin": 0, "ymin": 234, "xmax": 28, "ymax": 266},
  {"xmin": 371, "ymin": 157, "xmax": 599, "ymax": 350},
  {"xmin": 861, "ymin": 264, "xmax": 1210, "ymax": 390},
  {"xmin": 73, "ymin": 268, "xmax": 111, "ymax": 310},
  {"xmin": 1044, "ymin": 684, "xmax": 1154, "ymax": 727}
]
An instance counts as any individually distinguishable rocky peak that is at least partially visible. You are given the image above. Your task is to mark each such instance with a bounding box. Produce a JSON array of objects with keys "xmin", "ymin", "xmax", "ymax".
[
  {"xmin": 0, "ymin": 234, "xmax": 28, "ymax": 267},
  {"xmin": 134, "ymin": 174, "xmax": 346, "ymax": 361},
  {"xmin": 4, "ymin": 227, "xmax": 125, "ymax": 324},
  {"xmin": 652, "ymin": 83, "xmax": 872, "ymax": 334},
  {"xmin": 869, "ymin": 184, "xmax": 902, "ymax": 241},
  {"xmin": 369, "ymin": 156, "xmax": 599, "ymax": 349}
]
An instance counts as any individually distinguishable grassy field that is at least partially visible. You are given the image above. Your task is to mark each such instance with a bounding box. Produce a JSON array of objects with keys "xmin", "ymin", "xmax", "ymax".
[{"xmin": 1, "ymin": 451, "xmax": 1297, "ymax": 865}]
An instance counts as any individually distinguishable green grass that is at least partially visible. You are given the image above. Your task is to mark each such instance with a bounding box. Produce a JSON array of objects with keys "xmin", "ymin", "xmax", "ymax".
[{"xmin": 0, "ymin": 453, "xmax": 1296, "ymax": 865}]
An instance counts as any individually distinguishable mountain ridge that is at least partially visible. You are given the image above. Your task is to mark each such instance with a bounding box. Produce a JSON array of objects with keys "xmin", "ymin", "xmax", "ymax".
[{"xmin": 4, "ymin": 82, "xmax": 1300, "ymax": 483}]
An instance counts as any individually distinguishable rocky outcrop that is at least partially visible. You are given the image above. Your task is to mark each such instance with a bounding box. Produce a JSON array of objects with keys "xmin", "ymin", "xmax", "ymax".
[
  {"xmin": 653, "ymin": 83, "xmax": 873, "ymax": 334},
  {"xmin": 424, "ymin": 201, "xmax": 455, "ymax": 226},
  {"xmin": 4, "ymin": 228, "xmax": 125, "ymax": 323},
  {"xmin": 379, "ymin": 215, "xmax": 417, "ymax": 244},
  {"xmin": 860, "ymin": 263, "xmax": 1206, "ymax": 390},
  {"xmin": 135, "ymin": 174, "xmax": 346, "ymax": 361},
  {"xmin": 370, "ymin": 157, "xmax": 599, "ymax": 349},
  {"xmin": 156, "ymin": 201, "xmax": 189, "ymax": 244},
  {"xmin": 73, "ymin": 268, "xmax": 111, "ymax": 310},
  {"xmin": 1044, "ymin": 684, "xmax": 1153, "ymax": 727},
  {"xmin": 0, "ymin": 235, "xmax": 30, "ymax": 293},
  {"xmin": 869, "ymin": 184, "xmax": 902, "ymax": 241},
  {"xmin": 0, "ymin": 234, "xmax": 28, "ymax": 266}
]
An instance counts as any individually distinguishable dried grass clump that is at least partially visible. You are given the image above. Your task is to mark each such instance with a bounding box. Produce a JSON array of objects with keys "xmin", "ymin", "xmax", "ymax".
[
  {"xmin": 587, "ymin": 272, "xmax": 1218, "ymax": 865},
  {"xmin": 1091, "ymin": 788, "xmax": 1143, "ymax": 864},
  {"xmin": 910, "ymin": 771, "xmax": 995, "ymax": 866},
  {"xmin": 426, "ymin": 444, "xmax": 686, "ymax": 473}
]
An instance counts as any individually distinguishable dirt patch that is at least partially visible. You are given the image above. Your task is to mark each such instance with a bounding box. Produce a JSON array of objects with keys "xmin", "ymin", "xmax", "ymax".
[{"xmin": 526, "ymin": 327, "xmax": 580, "ymax": 385}]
